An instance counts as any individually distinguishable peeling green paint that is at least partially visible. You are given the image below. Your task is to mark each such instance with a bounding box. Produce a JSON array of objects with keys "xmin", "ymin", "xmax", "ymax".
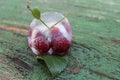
[{"xmin": 0, "ymin": 0, "xmax": 120, "ymax": 80}]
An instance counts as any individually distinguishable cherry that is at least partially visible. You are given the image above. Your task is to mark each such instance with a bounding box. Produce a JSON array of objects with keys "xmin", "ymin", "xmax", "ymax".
[
  {"xmin": 51, "ymin": 36, "xmax": 70, "ymax": 56},
  {"xmin": 34, "ymin": 36, "xmax": 50, "ymax": 55}
]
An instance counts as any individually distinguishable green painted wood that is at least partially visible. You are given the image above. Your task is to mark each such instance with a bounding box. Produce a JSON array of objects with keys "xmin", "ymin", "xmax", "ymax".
[{"xmin": 0, "ymin": 0, "xmax": 120, "ymax": 80}]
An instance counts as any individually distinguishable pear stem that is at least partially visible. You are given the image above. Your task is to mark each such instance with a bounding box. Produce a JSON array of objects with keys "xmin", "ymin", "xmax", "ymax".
[{"xmin": 39, "ymin": 19, "xmax": 50, "ymax": 29}]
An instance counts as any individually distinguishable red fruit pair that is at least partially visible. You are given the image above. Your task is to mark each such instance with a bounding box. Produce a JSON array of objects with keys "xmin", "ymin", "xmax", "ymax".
[{"xmin": 34, "ymin": 36, "xmax": 70, "ymax": 56}]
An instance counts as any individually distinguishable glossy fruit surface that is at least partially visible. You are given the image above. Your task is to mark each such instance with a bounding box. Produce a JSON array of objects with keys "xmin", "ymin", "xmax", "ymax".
[{"xmin": 28, "ymin": 12, "xmax": 72, "ymax": 56}]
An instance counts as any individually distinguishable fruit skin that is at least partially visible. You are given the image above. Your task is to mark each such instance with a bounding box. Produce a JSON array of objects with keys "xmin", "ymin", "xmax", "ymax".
[
  {"xmin": 34, "ymin": 36, "xmax": 50, "ymax": 55},
  {"xmin": 28, "ymin": 12, "xmax": 72, "ymax": 56},
  {"xmin": 62, "ymin": 21, "xmax": 71, "ymax": 33},
  {"xmin": 28, "ymin": 28, "xmax": 32, "ymax": 37},
  {"xmin": 35, "ymin": 32, "xmax": 43, "ymax": 38},
  {"xmin": 51, "ymin": 36, "xmax": 70, "ymax": 56},
  {"xmin": 51, "ymin": 27, "xmax": 62, "ymax": 39}
]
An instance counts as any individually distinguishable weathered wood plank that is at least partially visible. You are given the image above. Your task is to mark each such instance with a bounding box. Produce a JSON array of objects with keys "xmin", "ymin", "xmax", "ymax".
[{"xmin": 0, "ymin": 0, "xmax": 120, "ymax": 80}]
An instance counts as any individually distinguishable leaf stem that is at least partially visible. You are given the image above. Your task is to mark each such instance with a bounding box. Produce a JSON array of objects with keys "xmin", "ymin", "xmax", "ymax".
[
  {"xmin": 39, "ymin": 19, "xmax": 50, "ymax": 29},
  {"xmin": 27, "ymin": 5, "xmax": 50, "ymax": 29},
  {"xmin": 27, "ymin": 5, "xmax": 32, "ymax": 11}
]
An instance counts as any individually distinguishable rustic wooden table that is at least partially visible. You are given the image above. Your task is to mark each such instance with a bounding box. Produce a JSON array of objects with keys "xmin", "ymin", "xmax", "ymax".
[{"xmin": 0, "ymin": 0, "xmax": 120, "ymax": 80}]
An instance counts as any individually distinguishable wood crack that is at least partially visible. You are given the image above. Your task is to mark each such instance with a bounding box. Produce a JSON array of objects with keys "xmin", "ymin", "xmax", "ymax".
[
  {"xmin": 89, "ymin": 69, "xmax": 119, "ymax": 80},
  {"xmin": 6, "ymin": 55, "xmax": 33, "ymax": 72}
]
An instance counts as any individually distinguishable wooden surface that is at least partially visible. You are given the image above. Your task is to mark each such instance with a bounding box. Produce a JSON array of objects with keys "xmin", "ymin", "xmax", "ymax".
[{"xmin": 0, "ymin": 0, "xmax": 120, "ymax": 80}]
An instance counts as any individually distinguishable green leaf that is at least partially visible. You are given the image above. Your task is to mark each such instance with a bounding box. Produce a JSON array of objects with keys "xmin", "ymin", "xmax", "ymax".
[
  {"xmin": 31, "ymin": 8, "xmax": 40, "ymax": 19},
  {"xmin": 37, "ymin": 55, "xmax": 68, "ymax": 77}
]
